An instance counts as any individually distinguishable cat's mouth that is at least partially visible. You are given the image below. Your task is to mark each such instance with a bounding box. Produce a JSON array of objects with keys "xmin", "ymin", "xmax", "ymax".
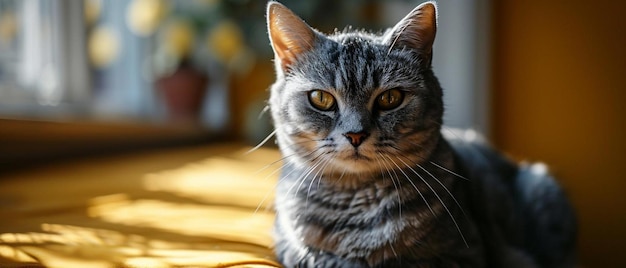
[
  {"xmin": 337, "ymin": 147, "xmax": 375, "ymax": 166},
  {"xmin": 333, "ymin": 151, "xmax": 378, "ymax": 174},
  {"xmin": 347, "ymin": 150, "xmax": 371, "ymax": 161}
]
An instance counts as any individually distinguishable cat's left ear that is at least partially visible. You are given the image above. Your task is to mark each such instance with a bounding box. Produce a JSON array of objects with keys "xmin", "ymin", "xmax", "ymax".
[
  {"xmin": 267, "ymin": 2, "xmax": 317, "ymax": 71},
  {"xmin": 384, "ymin": 1, "xmax": 437, "ymax": 66}
]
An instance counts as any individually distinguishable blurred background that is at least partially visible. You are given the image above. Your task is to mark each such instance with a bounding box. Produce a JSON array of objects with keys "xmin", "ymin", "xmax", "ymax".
[{"xmin": 0, "ymin": 0, "xmax": 624, "ymax": 266}]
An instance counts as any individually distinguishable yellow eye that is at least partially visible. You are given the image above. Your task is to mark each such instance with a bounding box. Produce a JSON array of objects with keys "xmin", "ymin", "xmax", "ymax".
[
  {"xmin": 376, "ymin": 88, "xmax": 404, "ymax": 110},
  {"xmin": 308, "ymin": 90, "xmax": 336, "ymax": 111}
]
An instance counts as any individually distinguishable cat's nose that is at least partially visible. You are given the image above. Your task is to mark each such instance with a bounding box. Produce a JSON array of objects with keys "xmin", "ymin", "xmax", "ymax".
[{"xmin": 343, "ymin": 131, "xmax": 369, "ymax": 147}]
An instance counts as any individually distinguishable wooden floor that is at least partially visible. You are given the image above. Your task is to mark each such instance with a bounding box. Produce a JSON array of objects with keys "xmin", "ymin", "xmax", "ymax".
[{"xmin": 0, "ymin": 143, "xmax": 282, "ymax": 267}]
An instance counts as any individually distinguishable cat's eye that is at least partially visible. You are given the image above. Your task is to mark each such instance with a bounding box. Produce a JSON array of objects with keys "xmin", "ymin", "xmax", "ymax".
[
  {"xmin": 308, "ymin": 90, "xmax": 336, "ymax": 111},
  {"xmin": 376, "ymin": 88, "xmax": 404, "ymax": 110}
]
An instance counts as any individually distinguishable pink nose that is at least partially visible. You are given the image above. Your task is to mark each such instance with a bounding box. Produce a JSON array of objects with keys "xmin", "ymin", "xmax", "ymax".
[{"xmin": 343, "ymin": 131, "xmax": 369, "ymax": 147}]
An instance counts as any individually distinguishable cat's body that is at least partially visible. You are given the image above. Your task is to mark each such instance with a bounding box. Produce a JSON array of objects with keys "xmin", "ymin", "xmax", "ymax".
[{"xmin": 266, "ymin": 1, "xmax": 576, "ymax": 267}]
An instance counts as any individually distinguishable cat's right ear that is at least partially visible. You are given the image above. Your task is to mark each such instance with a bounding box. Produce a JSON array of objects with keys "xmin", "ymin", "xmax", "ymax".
[{"xmin": 267, "ymin": 2, "xmax": 317, "ymax": 71}]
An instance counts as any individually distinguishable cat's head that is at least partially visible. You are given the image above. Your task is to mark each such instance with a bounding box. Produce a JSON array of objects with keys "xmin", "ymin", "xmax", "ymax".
[{"xmin": 267, "ymin": 1, "xmax": 443, "ymax": 177}]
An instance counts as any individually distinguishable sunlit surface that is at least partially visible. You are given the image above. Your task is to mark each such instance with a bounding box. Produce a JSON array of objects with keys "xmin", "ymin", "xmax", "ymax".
[
  {"xmin": 142, "ymin": 156, "xmax": 278, "ymax": 210},
  {"xmin": 0, "ymin": 144, "xmax": 282, "ymax": 267}
]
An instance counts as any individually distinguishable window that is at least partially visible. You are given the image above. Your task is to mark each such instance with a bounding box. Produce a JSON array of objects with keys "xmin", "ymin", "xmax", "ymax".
[{"xmin": 0, "ymin": 0, "xmax": 490, "ymax": 134}]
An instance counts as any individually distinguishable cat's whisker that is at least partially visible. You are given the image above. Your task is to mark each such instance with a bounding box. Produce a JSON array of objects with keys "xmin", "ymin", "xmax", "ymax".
[
  {"xmin": 388, "ymin": 239, "xmax": 399, "ymax": 259},
  {"xmin": 378, "ymin": 152, "xmax": 401, "ymax": 185},
  {"xmin": 336, "ymin": 159, "xmax": 349, "ymax": 184},
  {"xmin": 319, "ymin": 155, "xmax": 335, "ymax": 180},
  {"xmin": 386, "ymin": 144, "xmax": 469, "ymax": 246},
  {"xmin": 304, "ymin": 168, "xmax": 319, "ymax": 209},
  {"xmin": 246, "ymin": 129, "xmax": 277, "ymax": 154},
  {"xmin": 391, "ymin": 144, "xmax": 469, "ymax": 216},
  {"xmin": 252, "ymin": 138, "xmax": 321, "ymax": 175},
  {"xmin": 321, "ymin": 149, "xmax": 339, "ymax": 187},
  {"xmin": 285, "ymin": 137, "xmax": 324, "ymax": 148},
  {"xmin": 265, "ymin": 148, "xmax": 326, "ymax": 214},
  {"xmin": 254, "ymin": 155, "xmax": 290, "ymax": 178},
  {"xmin": 379, "ymin": 152, "xmax": 404, "ymax": 208},
  {"xmin": 429, "ymin": 161, "xmax": 469, "ymax": 181},
  {"xmin": 382, "ymin": 154, "xmax": 435, "ymax": 217},
  {"xmin": 395, "ymin": 156, "xmax": 469, "ymax": 248},
  {"xmin": 402, "ymin": 139, "xmax": 469, "ymax": 181},
  {"xmin": 256, "ymin": 145, "xmax": 316, "ymax": 176},
  {"xmin": 296, "ymin": 157, "xmax": 325, "ymax": 200},
  {"xmin": 254, "ymin": 162, "xmax": 285, "ymax": 179},
  {"xmin": 291, "ymin": 151, "xmax": 330, "ymax": 198},
  {"xmin": 253, "ymin": 186, "xmax": 275, "ymax": 215},
  {"xmin": 306, "ymin": 155, "xmax": 334, "ymax": 208},
  {"xmin": 375, "ymin": 152, "xmax": 403, "ymax": 219},
  {"xmin": 431, "ymin": 121, "xmax": 464, "ymax": 142},
  {"xmin": 415, "ymin": 162, "xmax": 470, "ymax": 222},
  {"xmin": 255, "ymin": 165, "xmax": 286, "ymax": 203},
  {"xmin": 254, "ymin": 161, "xmax": 295, "ymax": 214},
  {"xmin": 258, "ymin": 104, "xmax": 271, "ymax": 119},
  {"xmin": 380, "ymin": 152, "xmax": 402, "ymax": 189},
  {"xmin": 286, "ymin": 165, "xmax": 315, "ymax": 200}
]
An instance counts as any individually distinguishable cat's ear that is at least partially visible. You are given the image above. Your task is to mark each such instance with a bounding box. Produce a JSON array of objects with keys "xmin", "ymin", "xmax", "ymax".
[
  {"xmin": 384, "ymin": 1, "xmax": 437, "ymax": 65},
  {"xmin": 267, "ymin": 2, "xmax": 317, "ymax": 71}
]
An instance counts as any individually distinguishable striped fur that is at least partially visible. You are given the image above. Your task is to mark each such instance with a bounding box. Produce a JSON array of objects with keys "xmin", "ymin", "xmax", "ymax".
[{"xmin": 266, "ymin": 2, "xmax": 576, "ymax": 267}]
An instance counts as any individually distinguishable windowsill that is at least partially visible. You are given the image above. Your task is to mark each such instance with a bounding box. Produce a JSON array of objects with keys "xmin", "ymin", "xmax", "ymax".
[{"xmin": 0, "ymin": 118, "xmax": 222, "ymax": 172}]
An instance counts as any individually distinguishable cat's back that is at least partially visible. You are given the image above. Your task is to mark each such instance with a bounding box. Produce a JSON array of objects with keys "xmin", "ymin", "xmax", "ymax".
[{"xmin": 444, "ymin": 129, "xmax": 577, "ymax": 268}]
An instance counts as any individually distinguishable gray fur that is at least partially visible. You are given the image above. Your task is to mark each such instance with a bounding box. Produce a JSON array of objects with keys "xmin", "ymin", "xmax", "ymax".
[{"xmin": 266, "ymin": 2, "xmax": 576, "ymax": 267}]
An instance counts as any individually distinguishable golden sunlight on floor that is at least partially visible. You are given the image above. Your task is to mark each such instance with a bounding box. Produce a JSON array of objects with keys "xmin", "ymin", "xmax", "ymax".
[{"xmin": 0, "ymin": 144, "xmax": 282, "ymax": 267}]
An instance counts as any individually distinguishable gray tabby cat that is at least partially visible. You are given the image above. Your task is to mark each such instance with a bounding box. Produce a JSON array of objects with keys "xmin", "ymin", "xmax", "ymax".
[{"xmin": 266, "ymin": 1, "xmax": 576, "ymax": 267}]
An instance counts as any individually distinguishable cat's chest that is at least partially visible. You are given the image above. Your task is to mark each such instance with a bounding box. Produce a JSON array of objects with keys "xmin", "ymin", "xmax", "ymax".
[
  {"xmin": 276, "ymin": 175, "xmax": 408, "ymax": 255},
  {"xmin": 316, "ymin": 182, "xmax": 385, "ymax": 208}
]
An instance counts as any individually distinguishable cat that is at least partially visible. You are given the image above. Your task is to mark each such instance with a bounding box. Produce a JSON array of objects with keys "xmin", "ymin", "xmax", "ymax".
[{"xmin": 265, "ymin": 1, "xmax": 577, "ymax": 267}]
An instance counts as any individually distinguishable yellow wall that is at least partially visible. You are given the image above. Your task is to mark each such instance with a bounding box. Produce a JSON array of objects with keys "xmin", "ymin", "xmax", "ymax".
[{"xmin": 492, "ymin": 1, "xmax": 626, "ymax": 266}]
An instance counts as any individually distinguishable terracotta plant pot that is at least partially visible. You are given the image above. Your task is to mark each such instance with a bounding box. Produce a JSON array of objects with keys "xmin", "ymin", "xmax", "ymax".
[{"xmin": 155, "ymin": 62, "xmax": 209, "ymax": 123}]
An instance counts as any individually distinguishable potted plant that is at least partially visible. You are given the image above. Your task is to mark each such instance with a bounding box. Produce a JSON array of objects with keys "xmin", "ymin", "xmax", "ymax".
[{"xmin": 127, "ymin": 0, "xmax": 252, "ymax": 124}]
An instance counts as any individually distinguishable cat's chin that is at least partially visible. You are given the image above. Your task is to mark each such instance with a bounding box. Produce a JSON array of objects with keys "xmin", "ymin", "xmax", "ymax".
[
  {"xmin": 330, "ymin": 155, "xmax": 380, "ymax": 174},
  {"xmin": 341, "ymin": 163, "xmax": 378, "ymax": 174}
]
